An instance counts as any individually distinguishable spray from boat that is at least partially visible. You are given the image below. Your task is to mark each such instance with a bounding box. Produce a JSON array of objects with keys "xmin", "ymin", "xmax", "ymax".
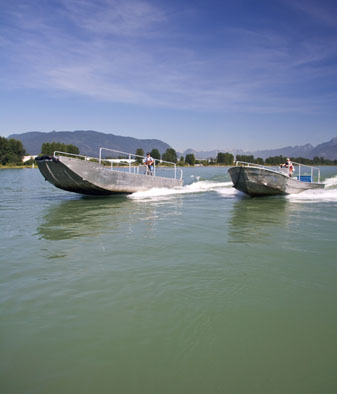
[
  {"xmin": 129, "ymin": 175, "xmax": 337, "ymax": 202},
  {"xmin": 128, "ymin": 180, "xmax": 235, "ymax": 201}
]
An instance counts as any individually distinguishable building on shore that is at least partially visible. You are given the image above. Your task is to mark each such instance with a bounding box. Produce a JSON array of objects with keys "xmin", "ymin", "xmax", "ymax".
[{"xmin": 22, "ymin": 155, "xmax": 37, "ymax": 162}]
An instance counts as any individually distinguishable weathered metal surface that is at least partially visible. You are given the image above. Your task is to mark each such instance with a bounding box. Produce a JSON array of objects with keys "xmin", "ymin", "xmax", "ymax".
[
  {"xmin": 36, "ymin": 156, "xmax": 183, "ymax": 195},
  {"xmin": 228, "ymin": 166, "xmax": 324, "ymax": 197}
]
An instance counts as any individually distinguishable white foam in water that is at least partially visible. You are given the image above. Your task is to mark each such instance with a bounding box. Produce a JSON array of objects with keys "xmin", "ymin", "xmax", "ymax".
[
  {"xmin": 287, "ymin": 176, "xmax": 337, "ymax": 203},
  {"xmin": 128, "ymin": 181, "xmax": 235, "ymax": 200},
  {"xmin": 129, "ymin": 176, "xmax": 337, "ymax": 202},
  {"xmin": 324, "ymin": 175, "xmax": 337, "ymax": 189}
]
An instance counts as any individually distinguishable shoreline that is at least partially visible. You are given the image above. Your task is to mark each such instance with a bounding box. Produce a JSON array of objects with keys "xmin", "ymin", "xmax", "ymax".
[{"xmin": 0, "ymin": 165, "xmax": 38, "ymax": 169}]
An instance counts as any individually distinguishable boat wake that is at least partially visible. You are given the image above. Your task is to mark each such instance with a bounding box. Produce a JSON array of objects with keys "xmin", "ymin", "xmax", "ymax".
[
  {"xmin": 128, "ymin": 176, "xmax": 337, "ymax": 203},
  {"xmin": 287, "ymin": 176, "xmax": 337, "ymax": 203},
  {"xmin": 324, "ymin": 175, "xmax": 337, "ymax": 189},
  {"xmin": 128, "ymin": 180, "xmax": 235, "ymax": 201}
]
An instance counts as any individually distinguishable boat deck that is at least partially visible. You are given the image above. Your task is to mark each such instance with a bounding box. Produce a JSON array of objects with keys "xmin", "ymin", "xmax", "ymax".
[{"xmin": 36, "ymin": 148, "xmax": 183, "ymax": 195}]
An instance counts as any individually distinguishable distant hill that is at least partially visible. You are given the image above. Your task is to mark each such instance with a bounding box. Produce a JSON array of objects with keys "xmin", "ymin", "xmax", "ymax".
[
  {"xmin": 310, "ymin": 137, "xmax": 337, "ymax": 159},
  {"xmin": 181, "ymin": 137, "xmax": 337, "ymax": 160},
  {"xmin": 246, "ymin": 137, "xmax": 337, "ymax": 160},
  {"xmin": 7, "ymin": 130, "xmax": 171, "ymax": 156},
  {"xmin": 247, "ymin": 144, "xmax": 315, "ymax": 160},
  {"xmin": 6, "ymin": 130, "xmax": 337, "ymax": 160}
]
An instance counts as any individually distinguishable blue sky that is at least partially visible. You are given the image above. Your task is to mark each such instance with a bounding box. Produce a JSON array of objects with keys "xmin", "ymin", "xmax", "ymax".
[{"xmin": 1, "ymin": 0, "xmax": 337, "ymax": 151}]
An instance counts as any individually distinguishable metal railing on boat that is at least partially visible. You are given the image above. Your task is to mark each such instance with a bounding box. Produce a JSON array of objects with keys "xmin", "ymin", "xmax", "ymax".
[
  {"xmin": 235, "ymin": 160, "xmax": 321, "ymax": 183},
  {"xmin": 54, "ymin": 149, "xmax": 183, "ymax": 181}
]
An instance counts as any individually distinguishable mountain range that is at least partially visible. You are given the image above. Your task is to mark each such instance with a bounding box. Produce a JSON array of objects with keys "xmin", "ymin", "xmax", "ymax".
[
  {"xmin": 8, "ymin": 130, "xmax": 171, "ymax": 157},
  {"xmin": 181, "ymin": 137, "xmax": 337, "ymax": 160},
  {"xmin": 6, "ymin": 130, "xmax": 337, "ymax": 160}
]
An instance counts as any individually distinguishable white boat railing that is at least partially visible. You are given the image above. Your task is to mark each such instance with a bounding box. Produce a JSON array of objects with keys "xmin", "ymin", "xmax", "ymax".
[
  {"xmin": 54, "ymin": 151, "xmax": 89, "ymax": 160},
  {"xmin": 235, "ymin": 161, "xmax": 271, "ymax": 171},
  {"xmin": 235, "ymin": 160, "xmax": 321, "ymax": 183},
  {"xmin": 54, "ymin": 149, "xmax": 183, "ymax": 180},
  {"xmin": 291, "ymin": 161, "xmax": 321, "ymax": 183},
  {"xmin": 99, "ymin": 148, "xmax": 182, "ymax": 180}
]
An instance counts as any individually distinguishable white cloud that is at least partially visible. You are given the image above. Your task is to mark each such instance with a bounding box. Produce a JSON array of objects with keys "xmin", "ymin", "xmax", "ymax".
[
  {"xmin": 284, "ymin": 0, "xmax": 337, "ymax": 27},
  {"xmin": 61, "ymin": 0, "xmax": 166, "ymax": 36},
  {"xmin": 1, "ymin": 0, "xmax": 337, "ymax": 114}
]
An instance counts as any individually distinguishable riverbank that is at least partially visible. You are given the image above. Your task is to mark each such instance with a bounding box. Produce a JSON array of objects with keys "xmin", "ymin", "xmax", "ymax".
[{"xmin": 0, "ymin": 164, "xmax": 37, "ymax": 169}]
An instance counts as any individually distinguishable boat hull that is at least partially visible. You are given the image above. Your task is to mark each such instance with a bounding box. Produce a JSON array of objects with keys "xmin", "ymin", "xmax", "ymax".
[
  {"xmin": 36, "ymin": 156, "xmax": 183, "ymax": 195},
  {"xmin": 228, "ymin": 166, "xmax": 324, "ymax": 196}
]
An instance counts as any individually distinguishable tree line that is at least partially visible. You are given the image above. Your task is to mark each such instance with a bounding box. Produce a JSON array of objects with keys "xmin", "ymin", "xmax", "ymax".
[
  {"xmin": 41, "ymin": 142, "xmax": 80, "ymax": 156},
  {"xmin": 135, "ymin": 149, "xmax": 235, "ymax": 165},
  {"xmin": 181, "ymin": 152, "xmax": 234, "ymax": 165},
  {"xmin": 236, "ymin": 154, "xmax": 337, "ymax": 166},
  {"xmin": 0, "ymin": 138, "xmax": 80, "ymax": 166},
  {"xmin": 1, "ymin": 136, "xmax": 337, "ymax": 167},
  {"xmin": 135, "ymin": 151, "xmax": 337, "ymax": 166},
  {"xmin": 135, "ymin": 148, "xmax": 178, "ymax": 164}
]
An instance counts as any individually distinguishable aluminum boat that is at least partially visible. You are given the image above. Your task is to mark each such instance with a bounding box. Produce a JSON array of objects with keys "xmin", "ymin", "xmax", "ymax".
[
  {"xmin": 228, "ymin": 161, "xmax": 324, "ymax": 197},
  {"xmin": 36, "ymin": 148, "xmax": 183, "ymax": 195}
]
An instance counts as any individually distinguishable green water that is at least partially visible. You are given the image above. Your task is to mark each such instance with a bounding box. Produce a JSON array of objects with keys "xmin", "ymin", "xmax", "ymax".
[{"xmin": 1, "ymin": 167, "xmax": 337, "ymax": 394}]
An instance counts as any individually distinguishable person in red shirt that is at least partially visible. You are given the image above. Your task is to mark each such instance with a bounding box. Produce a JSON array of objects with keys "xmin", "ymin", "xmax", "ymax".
[{"xmin": 280, "ymin": 158, "xmax": 294, "ymax": 176}]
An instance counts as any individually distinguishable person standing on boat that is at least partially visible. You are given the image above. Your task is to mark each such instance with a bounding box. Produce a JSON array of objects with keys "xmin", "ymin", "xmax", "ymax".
[
  {"xmin": 280, "ymin": 158, "xmax": 294, "ymax": 176},
  {"xmin": 144, "ymin": 152, "xmax": 154, "ymax": 175}
]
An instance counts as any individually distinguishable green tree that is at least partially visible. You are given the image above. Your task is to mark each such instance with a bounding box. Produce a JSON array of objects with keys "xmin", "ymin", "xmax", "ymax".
[
  {"xmin": 185, "ymin": 153, "xmax": 196, "ymax": 165},
  {"xmin": 236, "ymin": 155, "xmax": 255, "ymax": 164},
  {"xmin": 0, "ymin": 137, "xmax": 10, "ymax": 165},
  {"xmin": 67, "ymin": 144, "xmax": 80, "ymax": 154},
  {"xmin": 0, "ymin": 137, "xmax": 26, "ymax": 165},
  {"xmin": 135, "ymin": 148, "xmax": 144, "ymax": 164},
  {"xmin": 217, "ymin": 152, "xmax": 225, "ymax": 164},
  {"xmin": 178, "ymin": 156, "xmax": 185, "ymax": 166},
  {"xmin": 41, "ymin": 142, "xmax": 79, "ymax": 156},
  {"xmin": 217, "ymin": 152, "xmax": 234, "ymax": 165},
  {"xmin": 41, "ymin": 142, "xmax": 50, "ymax": 155},
  {"xmin": 225, "ymin": 153, "xmax": 234, "ymax": 165},
  {"xmin": 162, "ymin": 148, "xmax": 177, "ymax": 163},
  {"xmin": 150, "ymin": 148, "xmax": 160, "ymax": 161},
  {"xmin": 265, "ymin": 156, "xmax": 286, "ymax": 165}
]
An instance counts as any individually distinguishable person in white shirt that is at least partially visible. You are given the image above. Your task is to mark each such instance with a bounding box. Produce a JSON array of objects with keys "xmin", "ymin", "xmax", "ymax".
[{"xmin": 143, "ymin": 152, "xmax": 154, "ymax": 175}]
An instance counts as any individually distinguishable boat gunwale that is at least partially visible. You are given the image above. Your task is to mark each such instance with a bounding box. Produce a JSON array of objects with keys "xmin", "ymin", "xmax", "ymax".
[
  {"xmin": 52, "ymin": 148, "xmax": 183, "ymax": 182},
  {"xmin": 233, "ymin": 160, "xmax": 323, "ymax": 185},
  {"xmin": 57, "ymin": 155, "xmax": 184, "ymax": 183}
]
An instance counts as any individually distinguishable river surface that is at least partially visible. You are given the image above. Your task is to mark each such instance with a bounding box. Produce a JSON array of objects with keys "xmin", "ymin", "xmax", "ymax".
[{"xmin": 1, "ymin": 167, "xmax": 337, "ymax": 394}]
